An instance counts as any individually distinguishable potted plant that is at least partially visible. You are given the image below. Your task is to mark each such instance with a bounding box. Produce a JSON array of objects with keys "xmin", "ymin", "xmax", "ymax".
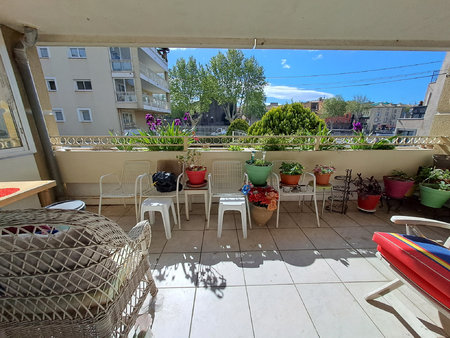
[
  {"xmin": 246, "ymin": 185, "xmax": 279, "ymax": 226},
  {"xmin": 279, "ymin": 162, "xmax": 304, "ymax": 185},
  {"xmin": 313, "ymin": 165, "xmax": 336, "ymax": 186},
  {"xmin": 353, "ymin": 174, "xmax": 382, "ymax": 212},
  {"xmin": 176, "ymin": 149, "xmax": 206, "ymax": 185},
  {"xmin": 245, "ymin": 152, "xmax": 272, "ymax": 186},
  {"xmin": 419, "ymin": 168, "xmax": 450, "ymax": 208},
  {"xmin": 383, "ymin": 170, "xmax": 415, "ymax": 199}
]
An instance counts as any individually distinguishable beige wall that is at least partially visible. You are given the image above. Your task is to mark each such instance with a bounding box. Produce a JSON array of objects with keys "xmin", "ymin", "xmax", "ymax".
[
  {"xmin": 40, "ymin": 47, "xmax": 121, "ymax": 135},
  {"xmin": 55, "ymin": 149, "xmax": 436, "ymax": 202}
]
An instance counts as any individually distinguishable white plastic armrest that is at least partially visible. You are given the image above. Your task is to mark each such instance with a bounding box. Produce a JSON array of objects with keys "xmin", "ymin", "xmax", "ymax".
[{"xmin": 390, "ymin": 216, "xmax": 450, "ymax": 230}]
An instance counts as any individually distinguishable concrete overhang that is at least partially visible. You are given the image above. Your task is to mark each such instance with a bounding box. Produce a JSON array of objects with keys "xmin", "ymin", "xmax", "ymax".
[{"xmin": 0, "ymin": 0, "xmax": 450, "ymax": 50}]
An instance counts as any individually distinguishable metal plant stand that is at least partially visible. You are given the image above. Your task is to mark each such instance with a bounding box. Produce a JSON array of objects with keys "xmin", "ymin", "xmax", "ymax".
[{"xmin": 327, "ymin": 169, "xmax": 353, "ymax": 214}]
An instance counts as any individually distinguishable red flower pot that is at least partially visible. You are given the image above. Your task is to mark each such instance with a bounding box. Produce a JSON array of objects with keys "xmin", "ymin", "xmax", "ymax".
[
  {"xmin": 383, "ymin": 176, "xmax": 415, "ymax": 199},
  {"xmin": 315, "ymin": 173, "xmax": 332, "ymax": 186},
  {"xmin": 186, "ymin": 168, "xmax": 207, "ymax": 185},
  {"xmin": 357, "ymin": 194, "xmax": 381, "ymax": 212},
  {"xmin": 280, "ymin": 174, "xmax": 301, "ymax": 185}
]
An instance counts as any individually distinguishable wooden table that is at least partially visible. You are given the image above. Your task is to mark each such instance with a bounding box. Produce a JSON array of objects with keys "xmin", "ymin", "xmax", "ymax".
[{"xmin": 0, "ymin": 180, "xmax": 56, "ymax": 208}]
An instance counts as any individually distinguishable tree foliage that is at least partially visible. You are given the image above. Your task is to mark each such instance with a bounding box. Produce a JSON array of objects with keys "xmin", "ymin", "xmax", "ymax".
[
  {"xmin": 248, "ymin": 103, "xmax": 328, "ymax": 135},
  {"xmin": 226, "ymin": 118, "xmax": 249, "ymax": 135},
  {"xmin": 321, "ymin": 95, "xmax": 348, "ymax": 117},
  {"xmin": 169, "ymin": 50, "xmax": 266, "ymax": 123},
  {"xmin": 347, "ymin": 95, "xmax": 372, "ymax": 118},
  {"xmin": 169, "ymin": 57, "xmax": 211, "ymax": 119}
]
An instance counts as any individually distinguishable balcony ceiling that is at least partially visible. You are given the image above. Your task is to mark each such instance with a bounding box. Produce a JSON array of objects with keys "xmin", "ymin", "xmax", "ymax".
[{"xmin": 1, "ymin": 0, "xmax": 450, "ymax": 50}]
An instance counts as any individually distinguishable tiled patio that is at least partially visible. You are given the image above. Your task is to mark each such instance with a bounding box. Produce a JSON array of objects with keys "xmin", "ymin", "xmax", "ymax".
[{"xmin": 89, "ymin": 200, "xmax": 450, "ymax": 338}]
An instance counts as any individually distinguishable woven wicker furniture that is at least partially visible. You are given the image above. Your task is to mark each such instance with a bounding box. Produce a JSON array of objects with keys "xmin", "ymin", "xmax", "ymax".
[{"xmin": 0, "ymin": 209, "xmax": 157, "ymax": 337}]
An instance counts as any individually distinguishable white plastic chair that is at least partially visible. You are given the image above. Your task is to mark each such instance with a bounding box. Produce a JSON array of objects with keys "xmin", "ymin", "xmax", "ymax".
[
  {"xmin": 272, "ymin": 160, "xmax": 320, "ymax": 227},
  {"xmin": 207, "ymin": 160, "xmax": 252, "ymax": 229},
  {"xmin": 98, "ymin": 160, "xmax": 151, "ymax": 215},
  {"xmin": 135, "ymin": 160, "xmax": 182, "ymax": 223}
]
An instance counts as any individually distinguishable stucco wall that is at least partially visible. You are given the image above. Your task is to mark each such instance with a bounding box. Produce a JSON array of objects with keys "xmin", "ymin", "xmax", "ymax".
[{"xmin": 55, "ymin": 149, "xmax": 437, "ymax": 203}]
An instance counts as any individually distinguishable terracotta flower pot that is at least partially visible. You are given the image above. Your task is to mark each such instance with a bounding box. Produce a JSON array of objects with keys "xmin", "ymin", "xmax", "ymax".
[
  {"xmin": 315, "ymin": 173, "xmax": 332, "ymax": 186},
  {"xmin": 280, "ymin": 173, "xmax": 301, "ymax": 185},
  {"xmin": 186, "ymin": 168, "xmax": 207, "ymax": 185},
  {"xmin": 250, "ymin": 204, "xmax": 274, "ymax": 226},
  {"xmin": 383, "ymin": 176, "xmax": 415, "ymax": 199},
  {"xmin": 357, "ymin": 194, "xmax": 381, "ymax": 212}
]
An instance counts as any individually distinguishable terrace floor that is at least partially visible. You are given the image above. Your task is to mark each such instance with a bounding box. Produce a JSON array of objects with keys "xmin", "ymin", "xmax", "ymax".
[{"xmin": 89, "ymin": 199, "xmax": 450, "ymax": 338}]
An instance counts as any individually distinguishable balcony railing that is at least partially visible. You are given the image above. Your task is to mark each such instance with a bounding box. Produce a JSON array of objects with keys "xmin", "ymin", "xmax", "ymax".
[
  {"xmin": 49, "ymin": 135, "xmax": 448, "ymax": 152},
  {"xmin": 139, "ymin": 63, "xmax": 168, "ymax": 90},
  {"xmin": 140, "ymin": 48, "xmax": 168, "ymax": 70},
  {"xmin": 142, "ymin": 94, "xmax": 170, "ymax": 110},
  {"xmin": 116, "ymin": 92, "xmax": 137, "ymax": 102}
]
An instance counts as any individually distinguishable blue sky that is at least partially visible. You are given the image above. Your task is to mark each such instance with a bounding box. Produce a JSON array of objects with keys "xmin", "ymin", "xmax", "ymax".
[{"xmin": 168, "ymin": 49, "xmax": 446, "ymax": 105}]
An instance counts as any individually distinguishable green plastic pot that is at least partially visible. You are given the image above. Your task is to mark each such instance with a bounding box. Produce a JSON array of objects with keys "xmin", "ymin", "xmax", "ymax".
[
  {"xmin": 419, "ymin": 184, "xmax": 450, "ymax": 208},
  {"xmin": 245, "ymin": 163, "xmax": 272, "ymax": 186}
]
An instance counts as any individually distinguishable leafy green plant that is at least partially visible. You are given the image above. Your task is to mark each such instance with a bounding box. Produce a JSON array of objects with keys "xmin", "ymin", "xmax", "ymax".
[
  {"xmin": 423, "ymin": 168, "xmax": 450, "ymax": 191},
  {"xmin": 138, "ymin": 121, "xmax": 191, "ymax": 151},
  {"xmin": 313, "ymin": 165, "xmax": 335, "ymax": 175},
  {"xmin": 176, "ymin": 149, "xmax": 205, "ymax": 170},
  {"xmin": 279, "ymin": 162, "xmax": 304, "ymax": 175},
  {"xmin": 250, "ymin": 159, "xmax": 272, "ymax": 166},
  {"xmin": 248, "ymin": 102, "xmax": 327, "ymax": 136},
  {"xmin": 353, "ymin": 174, "xmax": 382, "ymax": 196},
  {"xmin": 109, "ymin": 131, "xmax": 135, "ymax": 151},
  {"xmin": 389, "ymin": 170, "xmax": 414, "ymax": 181},
  {"xmin": 228, "ymin": 145, "xmax": 243, "ymax": 151},
  {"xmin": 226, "ymin": 118, "xmax": 249, "ymax": 135}
]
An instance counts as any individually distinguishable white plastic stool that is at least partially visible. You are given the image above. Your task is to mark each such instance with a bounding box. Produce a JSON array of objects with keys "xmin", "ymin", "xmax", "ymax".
[
  {"xmin": 218, "ymin": 196, "xmax": 250, "ymax": 239},
  {"xmin": 140, "ymin": 198, "xmax": 177, "ymax": 240}
]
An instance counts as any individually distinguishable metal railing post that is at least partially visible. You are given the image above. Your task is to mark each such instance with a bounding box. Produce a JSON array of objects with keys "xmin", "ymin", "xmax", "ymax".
[{"xmin": 314, "ymin": 136, "xmax": 320, "ymax": 151}]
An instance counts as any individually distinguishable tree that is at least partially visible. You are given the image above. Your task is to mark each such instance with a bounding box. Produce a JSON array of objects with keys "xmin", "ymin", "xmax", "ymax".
[
  {"xmin": 169, "ymin": 56, "xmax": 211, "ymax": 120},
  {"xmin": 248, "ymin": 103, "xmax": 327, "ymax": 136},
  {"xmin": 347, "ymin": 95, "xmax": 372, "ymax": 118},
  {"xmin": 321, "ymin": 95, "xmax": 348, "ymax": 117},
  {"xmin": 208, "ymin": 50, "xmax": 266, "ymax": 122}
]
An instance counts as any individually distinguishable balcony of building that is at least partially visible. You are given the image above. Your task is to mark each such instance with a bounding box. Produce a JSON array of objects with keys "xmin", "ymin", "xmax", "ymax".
[
  {"xmin": 142, "ymin": 93, "xmax": 171, "ymax": 113},
  {"xmin": 139, "ymin": 47, "xmax": 169, "ymax": 73},
  {"xmin": 139, "ymin": 62, "xmax": 169, "ymax": 92}
]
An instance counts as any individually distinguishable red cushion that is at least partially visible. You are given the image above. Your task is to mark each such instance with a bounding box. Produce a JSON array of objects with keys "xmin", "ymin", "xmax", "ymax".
[{"xmin": 373, "ymin": 232, "xmax": 450, "ymax": 311}]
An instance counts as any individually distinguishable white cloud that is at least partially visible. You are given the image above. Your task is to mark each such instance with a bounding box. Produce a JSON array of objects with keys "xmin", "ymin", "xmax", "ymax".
[
  {"xmin": 264, "ymin": 84, "xmax": 333, "ymax": 102},
  {"xmin": 307, "ymin": 50, "xmax": 319, "ymax": 52},
  {"xmin": 312, "ymin": 54, "xmax": 323, "ymax": 61},
  {"xmin": 281, "ymin": 58, "xmax": 291, "ymax": 69},
  {"xmin": 170, "ymin": 48, "xmax": 188, "ymax": 51}
]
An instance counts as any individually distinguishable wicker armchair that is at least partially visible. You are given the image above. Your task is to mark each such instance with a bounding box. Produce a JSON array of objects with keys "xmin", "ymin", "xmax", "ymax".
[{"xmin": 0, "ymin": 209, "xmax": 157, "ymax": 337}]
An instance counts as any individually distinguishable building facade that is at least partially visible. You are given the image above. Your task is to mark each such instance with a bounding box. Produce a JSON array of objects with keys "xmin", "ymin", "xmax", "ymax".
[
  {"xmin": 395, "ymin": 52, "xmax": 450, "ymax": 136},
  {"xmin": 38, "ymin": 46, "xmax": 170, "ymax": 135},
  {"xmin": 366, "ymin": 103, "xmax": 409, "ymax": 135}
]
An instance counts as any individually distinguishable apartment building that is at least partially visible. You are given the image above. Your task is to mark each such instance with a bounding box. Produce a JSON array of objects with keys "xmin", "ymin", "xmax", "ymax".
[
  {"xmin": 38, "ymin": 46, "xmax": 170, "ymax": 135},
  {"xmin": 396, "ymin": 52, "xmax": 450, "ymax": 136},
  {"xmin": 366, "ymin": 103, "xmax": 409, "ymax": 134}
]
